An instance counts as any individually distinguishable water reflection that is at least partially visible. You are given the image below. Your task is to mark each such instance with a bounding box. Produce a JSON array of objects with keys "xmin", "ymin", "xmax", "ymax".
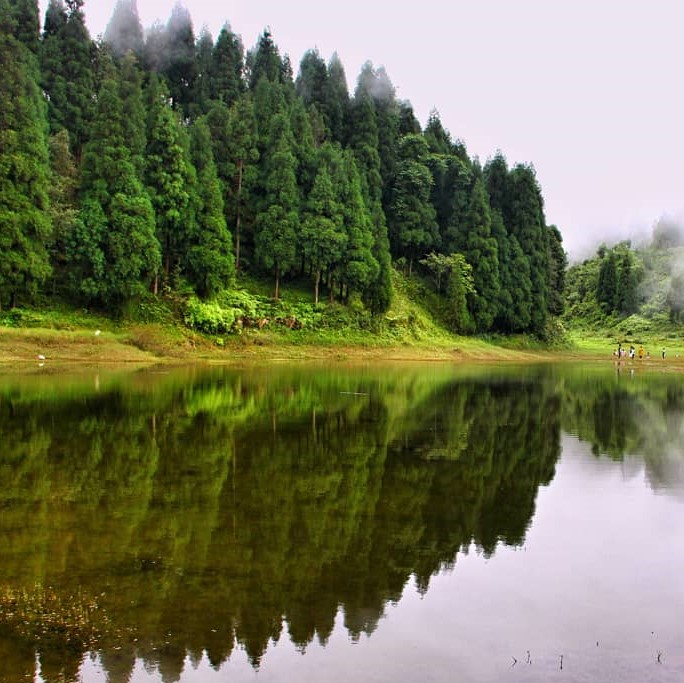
[{"xmin": 0, "ymin": 363, "xmax": 682, "ymax": 682}]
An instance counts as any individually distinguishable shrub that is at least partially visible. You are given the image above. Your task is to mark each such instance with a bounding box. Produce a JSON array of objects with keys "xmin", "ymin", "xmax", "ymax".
[{"xmin": 183, "ymin": 298, "xmax": 236, "ymax": 335}]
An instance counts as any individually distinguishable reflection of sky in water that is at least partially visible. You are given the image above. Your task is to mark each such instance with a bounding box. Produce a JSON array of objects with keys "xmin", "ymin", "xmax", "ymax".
[{"xmin": 39, "ymin": 433, "xmax": 684, "ymax": 683}]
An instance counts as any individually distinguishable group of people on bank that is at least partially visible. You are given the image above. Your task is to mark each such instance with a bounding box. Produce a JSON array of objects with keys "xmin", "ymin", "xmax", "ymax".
[{"xmin": 614, "ymin": 344, "xmax": 666, "ymax": 360}]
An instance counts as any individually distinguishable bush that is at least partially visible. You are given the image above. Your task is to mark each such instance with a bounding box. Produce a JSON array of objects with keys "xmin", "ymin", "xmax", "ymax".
[{"xmin": 183, "ymin": 298, "xmax": 236, "ymax": 335}]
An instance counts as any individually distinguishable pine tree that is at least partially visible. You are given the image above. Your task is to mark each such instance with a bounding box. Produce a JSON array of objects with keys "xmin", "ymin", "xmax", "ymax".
[
  {"xmin": 118, "ymin": 52, "xmax": 147, "ymax": 177},
  {"xmin": 103, "ymin": 0, "xmax": 144, "ymax": 60},
  {"xmin": 254, "ymin": 114, "xmax": 299, "ymax": 299},
  {"xmin": 206, "ymin": 95, "xmax": 259, "ymax": 272},
  {"xmin": 39, "ymin": 0, "xmax": 94, "ymax": 155},
  {"xmin": 145, "ymin": 76, "xmax": 194, "ymax": 288},
  {"xmin": 507, "ymin": 164, "xmax": 550, "ymax": 334},
  {"xmin": 323, "ymin": 53, "xmax": 349, "ymax": 143},
  {"xmin": 47, "ymin": 129, "xmax": 78, "ymax": 294},
  {"xmin": 301, "ymin": 146, "xmax": 347, "ymax": 303},
  {"xmin": 338, "ymin": 149, "xmax": 379, "ymax": 301},
  {"xmin": 209, "ymin": 24, "xmax": 244, "ymax": 105},
  {"xmin": 247, "ymin": 29, "xmax": 283, "ymax": 89},
  {"xmin": 161, "ymin": 4, "xmax": 197, "ymax": 118},
  {"xmin": 597, "ymin": 251, "xmax": 618, "ymax": 314},
  {"xmin": 462, "ymin": 177, "xmax": 500, "ymax": 331},
  {"xmin": 193, "ymin": 28, "xmax": 214, "ymax": 117},
  {"xmin": 0, "ymin": 1, "xmax": 52, "ymax": 307},
  {"xmin": 546, "ymin": 224, "xmax": 567, "ymax": 316},
  {"xmin": 386, "ymin": 134, "xmax": 439, "ymax": 273},
  {"xmin": 75, "ymin": 75, "xmax": 159, "ymax": 306},
  {"xmin": 9, "ymin": 0, "xmax": 40, "ymax": 55},
  {"xmin": 186, "ymin": 117, "xmax": 234, "ymax": 297},
  {"xmin": 347, "ymin": 93, "xmax": 392, "ymax": 312},
  {"xmin": 616, "ymin": 250, "xmax": 637, "ymax": 315}
]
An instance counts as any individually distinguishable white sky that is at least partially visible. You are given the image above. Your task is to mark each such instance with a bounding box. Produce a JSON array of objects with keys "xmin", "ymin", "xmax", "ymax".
[{"xmin": 39, "ymin": 0, "xmax": 684, "ymax": 258}]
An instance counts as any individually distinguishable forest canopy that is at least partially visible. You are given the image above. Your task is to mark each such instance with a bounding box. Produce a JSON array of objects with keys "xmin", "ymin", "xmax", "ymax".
[{"xmin": 1, "ymin": 0, "xmax": 567, "ymax": 337}]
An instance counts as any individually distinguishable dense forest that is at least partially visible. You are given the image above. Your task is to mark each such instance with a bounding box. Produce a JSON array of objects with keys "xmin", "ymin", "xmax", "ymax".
[
  {"xmin": 564, "ymin": 217, "xmax": 684, "ymax": 336},
  {"xmin": 0, "ymin": 0, "xmax": 568, "ymax": 337}
]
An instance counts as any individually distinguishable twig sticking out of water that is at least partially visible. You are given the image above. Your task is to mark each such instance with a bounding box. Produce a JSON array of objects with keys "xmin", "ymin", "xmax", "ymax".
[
  {"xmin": 657, "ymin": 651, "xmax": 663, "ymax": 664},
  {"xmin": 511, "ymin": 657, "xmax": 517, "ymax": 667},
  {"xmin": 560, "ymin": 654, "xmax": 564, "ymax": 671},
  {"xmin": 526, "ymin": 650, "xmax": 531, "ymax": 665}
]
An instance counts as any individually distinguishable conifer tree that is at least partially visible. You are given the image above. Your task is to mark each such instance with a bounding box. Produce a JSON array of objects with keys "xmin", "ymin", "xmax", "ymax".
[
  {"xmin": 597, "ymin": 250, "xmax": 618, "ymax": 314},
  {"xmin": 103, "ymin": 0, "xmax": 144, "ymax": 60},
  {"xmin": 338, "ymin": 150, "xmax": 379, "ymax": 301},
  {"xmin": 254, "ymin": 114, "xmax": 299, "ymax": 299},
  {"xmin": 347, "ymin": 93, "xmax": 392, "ymax": 312},
  {"xmin": 507, "ymin": 164, "xmax": 550, "ymax": 333},
  {"xmin": 324, "ymin": 53, "xmax": 349, "ymax": 143},
  {"xmin": 74, "ymin": 75, "xmax": 159, "ymax": 306},
  {"xmin": 387, "ymin": 134, "xmax": 439, "ymax": 273},
  {"xmin": 209, "ymin": 24, "xmax": 244, "ymax": 105},
  {"xmin": 248, "ymin": 29, "xmax": 283, "ymax": 89},
  {"xmin": 162, "ymin": 4, "xmax": 197, "ymax": 118},
  {"xmin": 193, "ymin": 28, "xmax": 214, "ymax": 117},
  {"xmin": 9, "ymin": 0, "xmax": 40, "ymax": 55},
  {"xmin": 462, "ymin": 177, "xmax": 500, "ymax": 331},
  {"xmin": 186, "ymin": 118, "xmax": 234, "ymax": 297},
  {"xmin": 145, "ymin": 76, "xmax": 194, "ymax": 289},
  {"xmin": 301, "ymin": 146, "xmax": 347, "ymax": 303},
  {"xmin": 207, "ymin": 96, "xmax": 259, "ymax": 272},
  {"xmin": 118, "ymin": 52, "xmax": 147, "ymax": 177},
  {"xmin": 39, "ymin": 0, "xmax": 94, "ymax": 155},
  {"xmin": 546, "ymin": 224, "xmax": 566, "ymax": 316},
  {"xmin": 0, "ymin": 0, "xmax": 52, "ymax": 307}
]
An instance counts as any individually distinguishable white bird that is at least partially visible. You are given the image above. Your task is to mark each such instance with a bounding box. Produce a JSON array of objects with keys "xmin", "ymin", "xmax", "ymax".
[
  {"xmin": 37, "ymin": 354, "xmax": 45, "ymax": 360},
  {"xmin": 94, "ymin": 329, "xmax": 101, "ymax": 336}
]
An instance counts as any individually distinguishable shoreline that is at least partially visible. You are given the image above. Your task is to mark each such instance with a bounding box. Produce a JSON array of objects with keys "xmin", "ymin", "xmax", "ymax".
[{"xmin": 2, "ymin": 325, "xmax": 682, "ymax": 370}]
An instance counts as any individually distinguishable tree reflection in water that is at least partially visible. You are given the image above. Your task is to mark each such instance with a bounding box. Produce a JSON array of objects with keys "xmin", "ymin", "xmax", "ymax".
[{"xmin": 3, "ymin": 363, "xmax": 681, "ymax": 682}]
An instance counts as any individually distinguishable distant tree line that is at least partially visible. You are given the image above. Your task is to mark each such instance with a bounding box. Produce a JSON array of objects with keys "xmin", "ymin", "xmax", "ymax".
[{"xmin": 1, "ymin": 0, "xmax": 566, "ymax": 334}]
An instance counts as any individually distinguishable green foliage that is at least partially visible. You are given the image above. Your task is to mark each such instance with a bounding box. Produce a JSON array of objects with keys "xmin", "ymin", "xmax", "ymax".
[
  {"xmin": 0, "ymin": 14, "xmax": 52, "ymax": 308},
  {"xmin": 183, "ymin": 296, "xmax": 236, "ymax": 334}
]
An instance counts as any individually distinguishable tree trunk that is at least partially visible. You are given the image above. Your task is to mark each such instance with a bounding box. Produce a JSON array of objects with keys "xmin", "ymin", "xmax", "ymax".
[
  {"xmin": 314, "ymin": 270, "xmax": 320, "ymax": 305},
  {"xmin": 274, "ymin": 266, "xmax": 280, "ymax": 300}
]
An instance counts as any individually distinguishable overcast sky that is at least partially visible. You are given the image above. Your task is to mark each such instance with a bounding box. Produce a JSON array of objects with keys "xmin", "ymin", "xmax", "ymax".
[{"xmin": 39, "ymin": 0, "xmax": 684, "ymax": 258}]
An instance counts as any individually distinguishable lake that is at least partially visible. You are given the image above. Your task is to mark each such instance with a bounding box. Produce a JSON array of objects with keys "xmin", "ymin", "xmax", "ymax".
[{"xmin": 0, "ymin": 361, "xmax": 683, "ymax": 682}]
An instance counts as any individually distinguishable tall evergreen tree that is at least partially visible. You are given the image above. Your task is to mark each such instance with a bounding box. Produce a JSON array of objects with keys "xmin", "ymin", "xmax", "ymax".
[
  {"xmin": 301, "ymin": 147, "xmax": 347, "ymax": 303},
  {"xmin": 347, "ymin": 93, "xmax": 392, "ymax": 312},
  {"xmin": 596, "ymin": 250, "xmax": 618, "ymax": 314},
  {"xmin": 616, "ymin": 250, "xmax": 638, "ymax": 315},
  {"xmin": 145, "ymin": 76, "xmax": 194, "ymax": 288},
  {"xmin": 546, "ymin": 224, "xmax": 566, "ymax": 316},
  {"xmin": 507, "ymin": 164, "xmax": 550, "ymax": 333},
  {"xmin": 206, "ymin": 95, "xmax": 259, "ymax": 272},
  {"xmin": 323, "ymin": 53, "xmax": 349, "ymax": 143},
  {"xmin": 386, "ymin": 134, "xmax": 438, "ymax": 273},
  {"xmin": 118, "ymin": 52, "xmax": 147, "ymax": 176},
  {"xmin": 338, "ymin": 149, "xmax": 379, "ymax": 301},
  {"xmin": 47, "ymin": 129, "xmax": 79, "ymax": 294},
  {"xmin": 209, "ymin": 24, "xmax": 244, "ymax": 105},
  {"xmin": 186, "ymin": 117, "xmax": 234, "ymax": 297},
  {"xmin": 74, "ymin": 75, "xmax": 159, "ymax": 306},
  {"xmin": 0, "ymin": 1, "xmax": 52, "ymax": 307},
  {"xmin": 9, "ymin": 0, "xmax": 40, "ymax": 55},
  {"xmin": 103, "ymin": 0, "xmax": 144, "ymax": 60},
  {"xmin": 192, "ymin": 28, "xmax": 214, "ymax": 117},
  {"xmin": 160, "ymin": 3, "xmax": 196, "ymax": 118},
  {"xmin": 254, "ymin": 114, "xmax": 299, "ymax": 299},
  {"xmin": 247, "ymin": 29, "xmax": 283, "ymax": 89},
  {"xmin": 461, "ymin": 177, "xmax": 500, "ymax": 331},
  {"xmin": 39, "ymin": 0, "xmax": 94, "ymax": 155}
]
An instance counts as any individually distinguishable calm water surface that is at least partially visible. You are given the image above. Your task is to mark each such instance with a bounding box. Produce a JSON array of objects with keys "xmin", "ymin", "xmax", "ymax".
[{"xmin": 0, "ymin": 362, "xmax": 683, "ymax": 682}]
